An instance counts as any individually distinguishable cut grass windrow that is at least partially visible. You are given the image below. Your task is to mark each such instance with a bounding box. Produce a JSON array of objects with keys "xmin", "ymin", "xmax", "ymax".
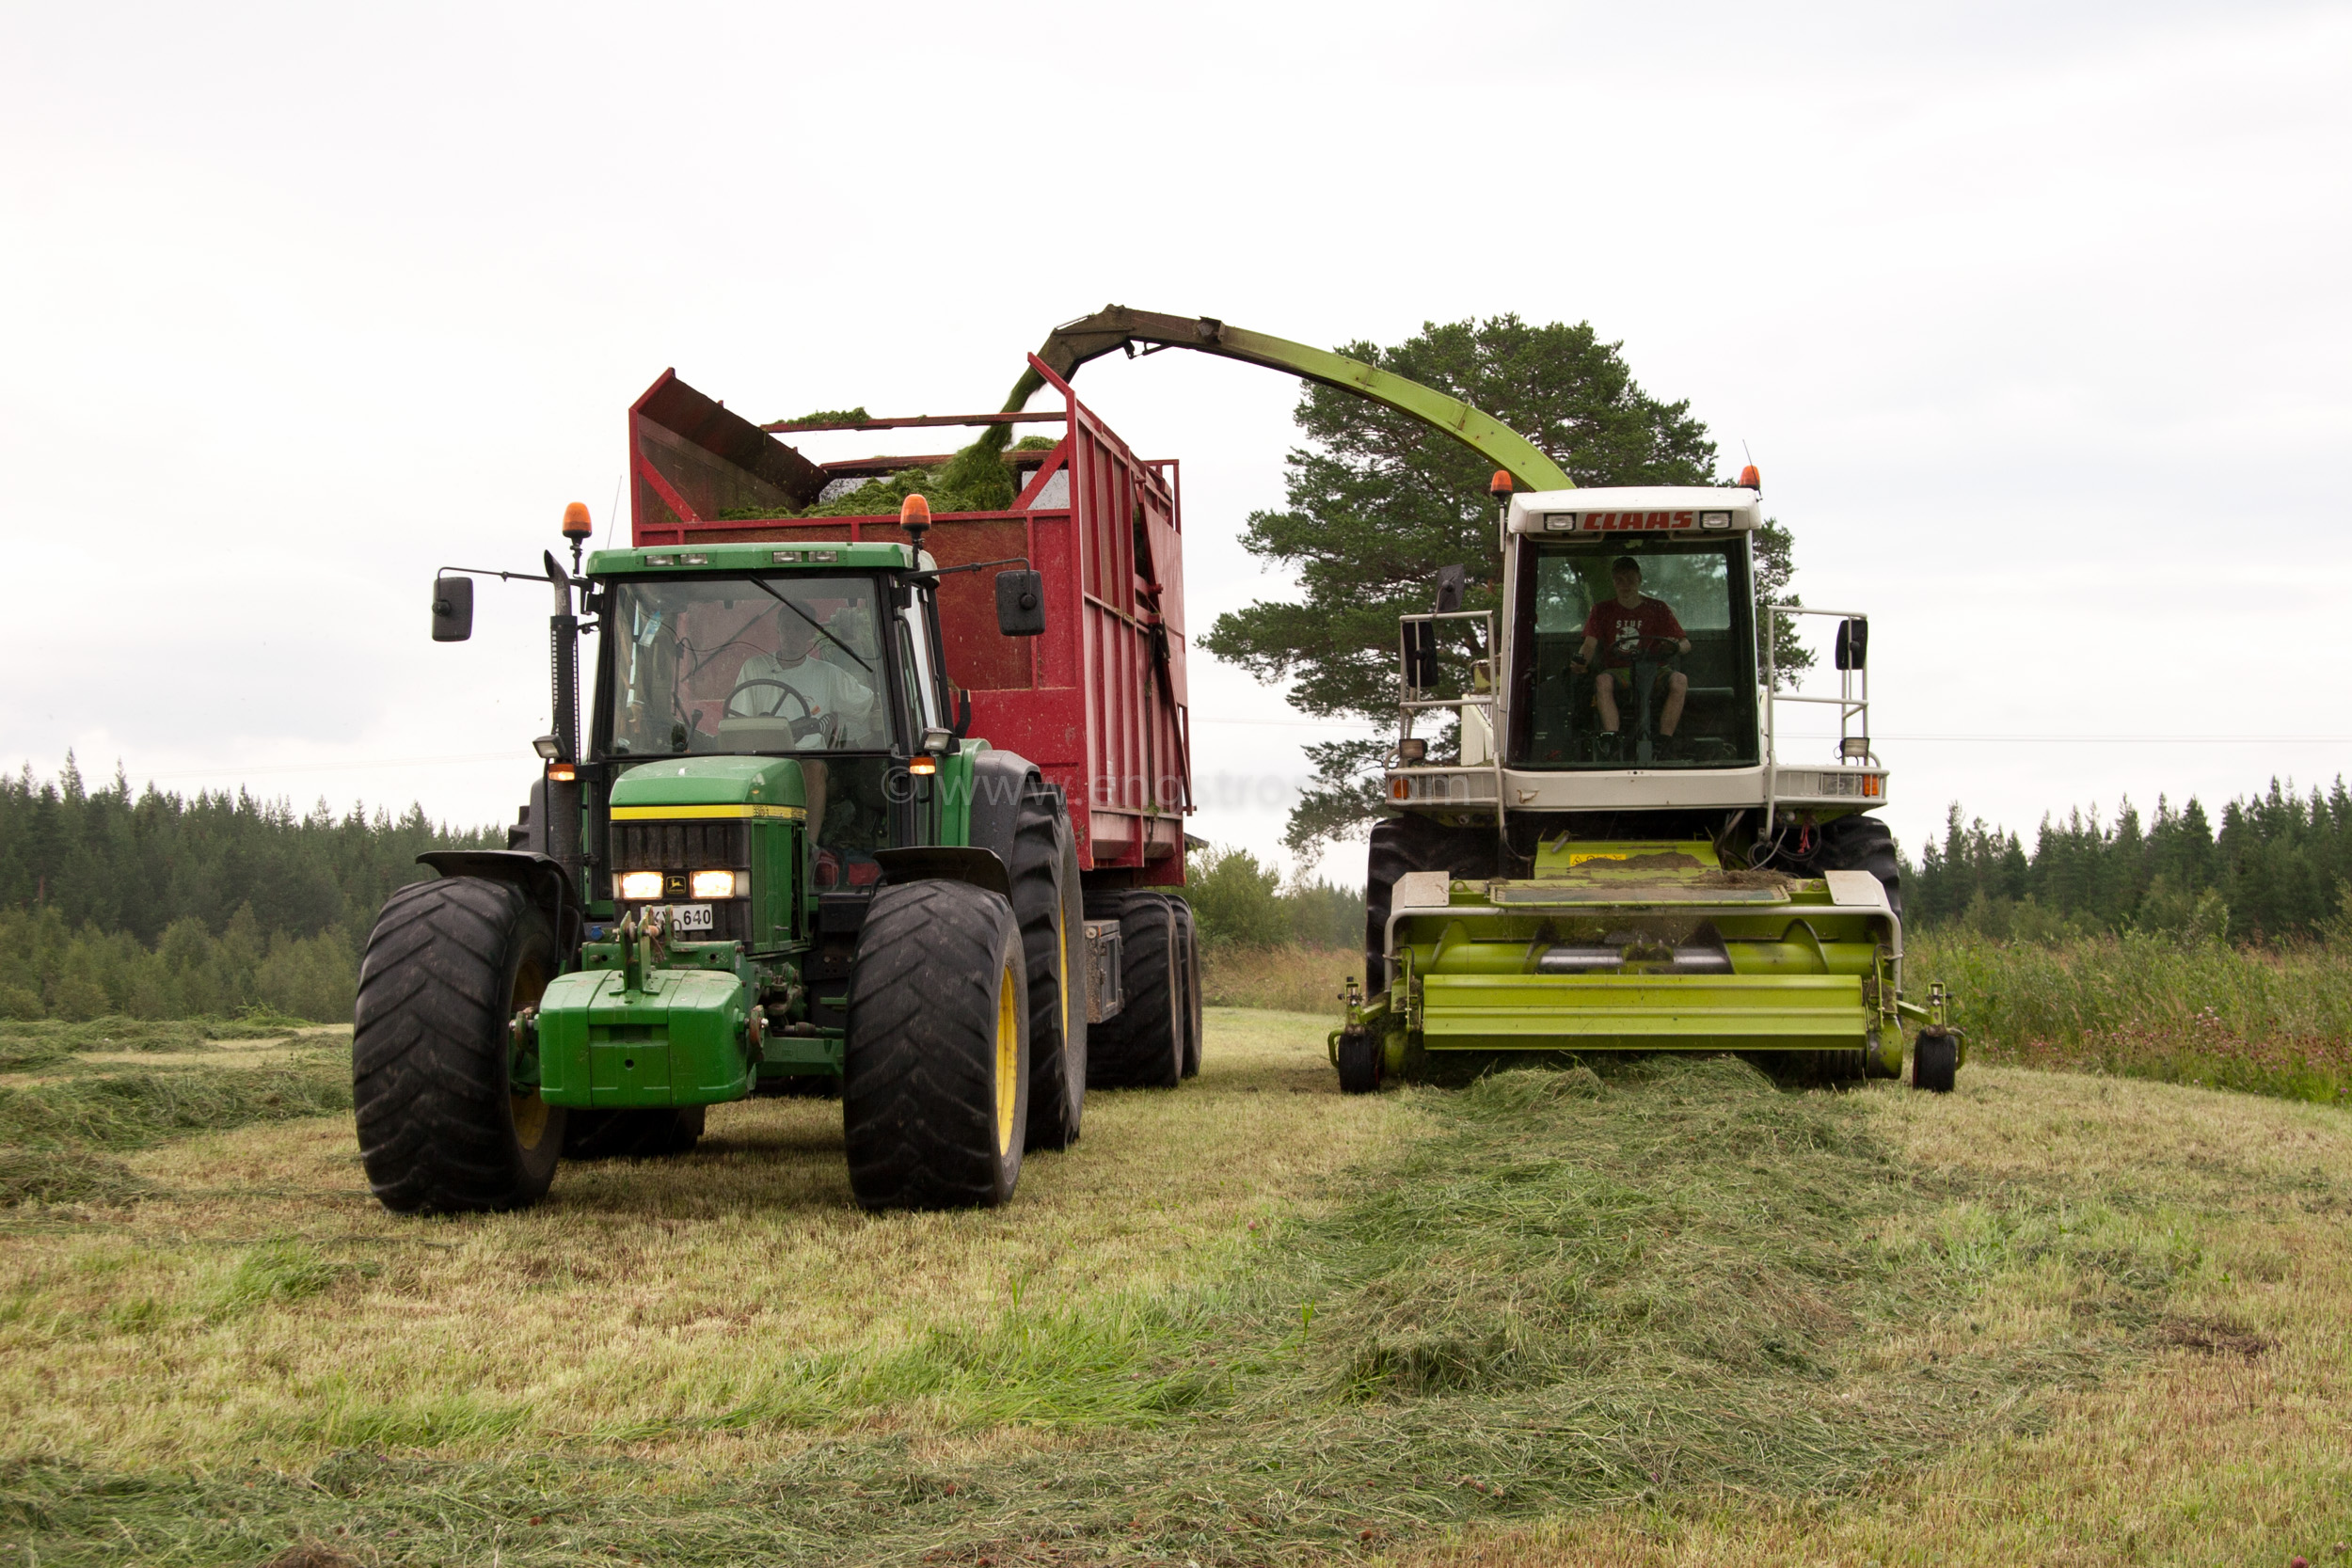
[
  {"xmin": 0, "ymin": 1048, "xmax": 350, "ymax": 1154},
  {"xmin": 7, "ymin": 1018, "xmax": 2318, "ymax": 1566}
]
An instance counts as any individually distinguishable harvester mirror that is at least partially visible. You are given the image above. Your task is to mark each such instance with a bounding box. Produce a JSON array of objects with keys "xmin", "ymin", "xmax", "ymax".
[
  {"xmin": 1433, "ymin": 564, "xmax": 1466, "ymax": 615},
  {"xmin": 1835, "ymin": 617, "xmax": 1868, "ymax": 672},
  {"xmin": 1405, "ymin": 622, "xmax": 1439, "ymax": 692},
  {"xmin": 431, "ymin": 575, "xmax": 474, "ymax": 642},
  {"xmin": 995, "ymin": 569, "xmax": 1046, "ymax": 637}
]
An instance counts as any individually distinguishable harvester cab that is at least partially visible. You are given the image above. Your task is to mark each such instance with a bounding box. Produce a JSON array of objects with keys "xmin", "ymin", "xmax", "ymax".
[{"xmin": 1018, "ymin": 306, "xmax": 1963, "ymax": 1097}]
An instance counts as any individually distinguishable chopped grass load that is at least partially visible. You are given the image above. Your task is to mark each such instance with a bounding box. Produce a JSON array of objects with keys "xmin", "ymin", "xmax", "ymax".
[{"xmin": 722, "ymin": 429, "xmax": 1060, "ymax": 521}]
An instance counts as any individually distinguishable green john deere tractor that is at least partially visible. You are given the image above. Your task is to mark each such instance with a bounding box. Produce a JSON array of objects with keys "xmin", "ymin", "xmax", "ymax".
[
  {"xmin": 1019, "ymin": 307, "xmax": 1963, "ymax": 1093},
  {"xmin": 356, "ymin": 521, "xmax": 1106, "ymax": 1215}
]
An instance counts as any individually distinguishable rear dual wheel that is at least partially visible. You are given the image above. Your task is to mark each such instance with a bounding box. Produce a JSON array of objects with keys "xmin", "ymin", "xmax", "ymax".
[
  {"xmin": 1014, "ymin": 785, "xmax": 1088, "ymax": 1148},
  {"xmin": 1085, "ymin": 892, "xmax": 1195, "ymax": 1088}
]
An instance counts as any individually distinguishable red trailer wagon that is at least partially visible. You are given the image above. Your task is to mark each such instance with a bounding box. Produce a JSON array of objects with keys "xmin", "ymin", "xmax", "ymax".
[{"xmin": 625, "ymin": 356, "xmax": 1194, "ymax": 893}]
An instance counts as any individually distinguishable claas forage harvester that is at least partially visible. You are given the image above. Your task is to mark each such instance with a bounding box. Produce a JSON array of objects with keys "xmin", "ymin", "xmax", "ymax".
[
  {"xmin": 1016, "ymin": 308, "xmax": 1963, "ymax": 1094},
  {"xmin": 355, "ymin": 365, "xmax": 1201, "ymax": 1213}
]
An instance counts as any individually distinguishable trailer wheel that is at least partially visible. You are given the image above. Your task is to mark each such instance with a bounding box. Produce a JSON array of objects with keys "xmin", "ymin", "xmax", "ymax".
[
  {"xmin": 1016, "ymin": 787, "xmax": 1087, "ymax": 1149},
  {"xmin": 1088, "ymin": 893, "xmax": 1184, "ymax": 1089},
  {"xmin": 562, "ymin": 1106, "xmax": 705, "ymax": 1160},
  {"xmin": 842, "ymin": 879, "xmax": 1030, "ymax": 1210},
  {"xmin": 1171, "ymin": 900, "xmax": 1203, "ymax": 1078},
  {"xmin": 1336, "ymin": 1029, "xmax": 1381, "ymax": 1094},
  {"xmin": 1913, "ymin": 1028, "xmax": 1959, "ymax": 1093},
  {"xmin": 353, "ymin": 876, "xmax": 566, "ymax": 1214}
]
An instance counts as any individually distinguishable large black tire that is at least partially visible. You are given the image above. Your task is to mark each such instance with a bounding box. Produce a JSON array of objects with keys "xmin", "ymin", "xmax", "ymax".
[
  {"xmin": 353, "ymin": 877, "xmax": 566, "ymax": 1214},
  {"xmin": 1088, "ymin": 893, "xmax": 1183, "ymax": 1089},
  {"xmin": 1171, "ymin": 900, "xmax": 1203, "ymax": 1078},
  {"xmin": 562, "ymin": 1105, "xmax": 705, "ymax": 1160},
  {"xmin": 1336, "ymin": 1029, "xmax": 1382, "ymax": 1094},
  {"xmin": 1365, "ymin": 816, "xmax": 1499, "ymax": 994},
  {"xmin": 1016, "ymin": 787, "xmax": 1086, "ymax": 1149},
  {"xmin": 842, "ymin": 880, "xmax": 1031, "ymax": 1210},
  {"xmin": 1787, "ymin": 814, "xmax": 1904, "ymax": 921}
]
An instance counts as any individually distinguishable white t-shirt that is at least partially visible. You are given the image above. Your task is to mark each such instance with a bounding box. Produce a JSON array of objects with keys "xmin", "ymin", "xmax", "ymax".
[{"xmin": 728, "ymin": 654, "xmax": 883, "ymax": 747}]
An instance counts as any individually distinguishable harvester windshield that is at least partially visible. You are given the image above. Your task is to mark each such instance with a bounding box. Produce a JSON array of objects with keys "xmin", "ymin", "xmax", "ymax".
[
  {"xmin": 602, "ymin": 574, "xmax": 894, "ymax": 759},
  {"xmin": 1510, "ymin": 538, "xmax": 1759, "ymax": 769}
]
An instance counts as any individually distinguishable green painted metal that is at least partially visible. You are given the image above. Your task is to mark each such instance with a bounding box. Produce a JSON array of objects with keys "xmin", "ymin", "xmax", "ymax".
[
  {"xmin": 537, "ymin": 959, "xmax": 755, "ymax": 1108},
  {"xmin": 1015, "ymin": 306, "xmax": 1577, "ymax": 495},
  {"xmin": 1417, "ymin": 974, "xmax": 1868, "ymax": 1053},
  {"xmin": 610, "ymin": 755, "xmax": 807, "ymax": 810},
  {"xmin": 1372, "ymin": 839, "xmax": 1901, "ymax": 1059}
]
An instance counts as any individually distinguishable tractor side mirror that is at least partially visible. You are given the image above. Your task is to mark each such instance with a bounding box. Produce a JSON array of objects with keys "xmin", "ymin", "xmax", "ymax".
[
  {"xmin": 995, "ymin": 569, "xmax": 1046, "ymax": 637},
  {"xmin": 1834, "ymin": 617, "xmax": 1868, "ymax": 672},
  {"xmin": 432, "ymin": 575, "xmax": 474, "ymax": 642}
]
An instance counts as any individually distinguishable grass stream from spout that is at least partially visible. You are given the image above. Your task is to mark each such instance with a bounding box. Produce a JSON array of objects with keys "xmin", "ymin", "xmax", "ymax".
[{"xmin": 0, "ymin": 1024, "xmax": 2266, "ymax": 1566}]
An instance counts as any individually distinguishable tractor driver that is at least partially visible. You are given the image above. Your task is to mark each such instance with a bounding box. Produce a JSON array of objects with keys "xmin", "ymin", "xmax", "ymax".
[
  {"xmin": 727, "ymin": 603, "xmax": 886, "ymax": 841},
  {"xmin": 1571, "ymin": 555, "xmax": 1692, "ymax": 754}
]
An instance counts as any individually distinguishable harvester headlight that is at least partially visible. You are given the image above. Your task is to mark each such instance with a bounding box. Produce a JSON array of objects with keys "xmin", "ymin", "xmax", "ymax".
[
  {"xmin": 1700, "ymin": 511, "xmax": 1731, "ymax": 529},
  {"xmin": 689, "ymin": 869, "xmax": 738, "ymax": 899},
  {"xmin": 617, "ymin": 870, "xmax": 664, "ymax": 902}
]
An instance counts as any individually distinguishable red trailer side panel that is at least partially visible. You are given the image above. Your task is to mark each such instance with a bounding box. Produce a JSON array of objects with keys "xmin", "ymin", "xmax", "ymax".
[{"xmin": 627, "ymin": 360, "xmax": 1190, "ymax": 885}]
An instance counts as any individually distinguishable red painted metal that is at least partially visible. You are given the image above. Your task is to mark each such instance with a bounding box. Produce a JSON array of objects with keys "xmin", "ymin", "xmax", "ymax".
[
  {"xmin": 762, "ymin": 410, "xmax": 1070, "ymax": 434},
  {"xmin": 627, "ymin": 358, "xmax": 1191, "ymax": 887}
]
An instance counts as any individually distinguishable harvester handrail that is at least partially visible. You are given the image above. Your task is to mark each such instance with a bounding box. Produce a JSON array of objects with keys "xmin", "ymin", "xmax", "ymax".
[{"xmin": 1759, "ymin": 604, "xmax": 1874, "ymax": 840}]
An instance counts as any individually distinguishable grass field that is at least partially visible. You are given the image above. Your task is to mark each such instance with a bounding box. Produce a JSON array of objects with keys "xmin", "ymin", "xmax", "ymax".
[{"xmin": 3, "ymin": 1007, "xmax": 2350, "ymax": 1565}]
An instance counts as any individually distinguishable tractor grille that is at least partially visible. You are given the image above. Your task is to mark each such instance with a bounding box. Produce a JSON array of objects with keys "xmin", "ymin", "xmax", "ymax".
[{"xmin": 612, "ymin": 819, "xmax": 749, "ymax": 872}]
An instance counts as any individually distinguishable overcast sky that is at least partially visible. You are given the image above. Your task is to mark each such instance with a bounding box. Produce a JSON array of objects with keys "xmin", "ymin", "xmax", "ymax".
[{"xmin": 5, "ymin": 1, "xmax": 2348, "ymax": 888}]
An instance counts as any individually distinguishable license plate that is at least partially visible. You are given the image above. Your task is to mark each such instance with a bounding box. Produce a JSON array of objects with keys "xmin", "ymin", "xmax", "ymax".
[{"xmin": 667, "ymin": 903, "xmax": 714, "ymax": 932}]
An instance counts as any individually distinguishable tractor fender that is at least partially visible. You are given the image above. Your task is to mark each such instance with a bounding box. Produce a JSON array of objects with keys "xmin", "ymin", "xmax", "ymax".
[
  {"xmin": 415, "ymin": 849, "xmax": 584, "ymax": 956},
  {"xmin": 964, "ymin": 749, "xmax": 1057, "ymax": 869},
  {"xmin": 872, "ymin": 846, "xmax": 1011, "ymax": 897}
]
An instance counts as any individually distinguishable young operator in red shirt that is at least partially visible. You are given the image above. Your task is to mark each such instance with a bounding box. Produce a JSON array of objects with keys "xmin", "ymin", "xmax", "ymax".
[{"xmin": 1570, "ymin": 555, "xmax": 1691, "ymax": 757}]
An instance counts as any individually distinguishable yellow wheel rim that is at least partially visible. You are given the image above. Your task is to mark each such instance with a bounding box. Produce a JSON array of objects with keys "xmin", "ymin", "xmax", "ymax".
[
  {"xmin": 995, "ymin": 959, "xmax": 1020, "ymax": 1156},
  {"xmin": 1057, "ymin": 911, "xmax": 1073, "ymax": 1044}
]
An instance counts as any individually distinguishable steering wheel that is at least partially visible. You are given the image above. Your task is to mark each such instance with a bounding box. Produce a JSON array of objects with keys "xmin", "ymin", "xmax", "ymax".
[
  {"xmin": 725, "ymin": 678, "xmax": 840, "ymax": 745},
  {"xmin": 1572, "ymin": 637, "xmax": 1682, "ymax": 676}
]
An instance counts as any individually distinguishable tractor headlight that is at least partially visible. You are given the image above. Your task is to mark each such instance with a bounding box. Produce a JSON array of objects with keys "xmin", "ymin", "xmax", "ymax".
[
  {"xmin": 616, "ymin": 870, "xmax": 664, "ymax": 902},
  {"xmin": 689, "ymin": 869, "xmax": 738, "ymax": 899}
]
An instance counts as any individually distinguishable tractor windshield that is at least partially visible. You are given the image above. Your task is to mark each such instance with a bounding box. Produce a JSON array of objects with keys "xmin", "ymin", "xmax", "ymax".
[
  {"xmin": 599, "ymin": 575, "xmax": 894, "ymax": 758},
  {"xmin": 1507, "ymin": 538, "xmax": 1760, "ymax": 769}
]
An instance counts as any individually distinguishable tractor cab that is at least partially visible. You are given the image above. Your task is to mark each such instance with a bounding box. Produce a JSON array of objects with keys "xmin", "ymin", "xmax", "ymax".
[{"xmin": 589, "ymin": 541, "xmax": 959, "ymax": 895}]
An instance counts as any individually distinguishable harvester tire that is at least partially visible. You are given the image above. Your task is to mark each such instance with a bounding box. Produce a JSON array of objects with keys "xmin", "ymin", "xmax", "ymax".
[
  {"xmin": 562, "ymin": 1106, "xmax": 705, "ymax": 1160},
  {"xmin": 1018, "ymin": 791, "xmax": 1087, "ymax": 1149},
  {"xmin": 1366, "ymin": 815, "xmax": 1498, "ymax": 993},
  {"xmin": 1171, "ymin": 900, "xmax": 1203, "ymax": 1078},
  {"xmin": 842, "ymin": 879, "xmax": 1031, "ymax": 1210},
  {"xmin": 1336, "ymin": 1029, "xmax": 1382, "ymax": 1094},
  {"xmin": 1088, "ymin": 893, "xmax": 1184, "ymax": 1089},
  {"xmin": 353, "ymin": 876, "xmax": 566, "ymax": 1214},
  {"xmin": 1913, "ymin": 1028, "xmax": 1959, "ymax": 1093},
  {"xmin": 1809, "ymin": 815, "xmax": 1905, "ymax": 921}
]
